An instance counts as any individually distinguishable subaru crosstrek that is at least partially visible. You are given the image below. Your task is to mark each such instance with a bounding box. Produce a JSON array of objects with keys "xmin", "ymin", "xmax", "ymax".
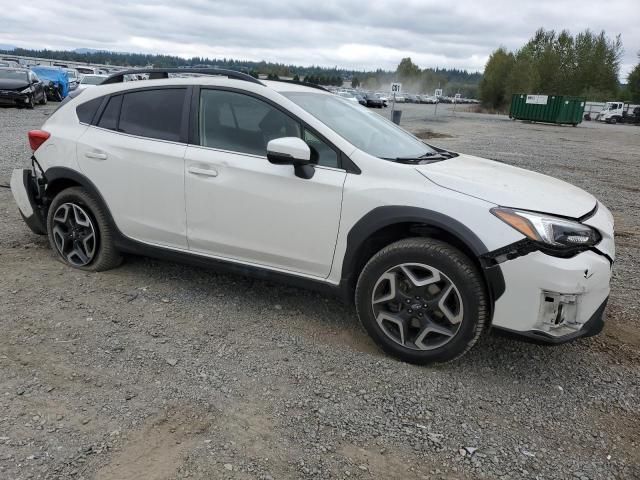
[{"xmin": 10, "ymin": 69, "xmax": 615, "ymax": 364}]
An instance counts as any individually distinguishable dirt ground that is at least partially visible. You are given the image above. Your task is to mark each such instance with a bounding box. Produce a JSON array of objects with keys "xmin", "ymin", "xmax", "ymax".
[{"xmin": 0, "ymin": 102, "xmax": 638, "ymax": 480}]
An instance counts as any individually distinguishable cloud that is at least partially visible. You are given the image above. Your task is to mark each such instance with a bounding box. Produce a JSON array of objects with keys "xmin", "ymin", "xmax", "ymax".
[{"xmin": 1, "ymin": 0, "xmax": 637, "ymax": 76}]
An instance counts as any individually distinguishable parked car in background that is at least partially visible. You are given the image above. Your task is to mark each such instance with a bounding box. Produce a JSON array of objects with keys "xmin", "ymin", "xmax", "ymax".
[
  {"xmin": 76, "ymin": 66, "xmax": 98, "ymax": 75},
  {"xmin": 0, "ymin": 60, "xmax": 21, "ymax": 68},
  {"xmin": 0, "ymin": 67, "xmax": 47, "ymax": 108},
  {"xmin": 364, "ymin": 93, "xmax": 384, "ymax": 108},
  {"xmin": 30, "ymin": 66, "xmax": 70, "ymax": 101},
  {"xmin": 389, "ymin": 93, "xmax": 405, "ymax": 103},
  {"xmin": 337, "ymin": 91, "xmax": 360, "ymax": 104},
  {"xmin": 376, "ymin": 93, "xmax": 389, "ymax": 107},
  {"xmin": 77, "ymin": 74, "xmax": 109, "ymax": 91},
  {"xmin": 404, "ymin": 94, "xmax": 419, "ymax": 103},
  {"xmin": 354, "ymin": 93, "xmax": 367, "ymax": 106},
  {"xmin": 64, "ymin": 68, "xmax": 80, "ymax": 90},
  {"xmin": 419, "ymin": 95, "xmax": 438, "ymax": 104}
]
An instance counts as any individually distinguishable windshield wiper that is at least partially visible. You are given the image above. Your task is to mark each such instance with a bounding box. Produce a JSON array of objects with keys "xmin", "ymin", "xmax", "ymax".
[{"xmin": 382, "ymin": 152, "xmax": 447, "ymax": 163}]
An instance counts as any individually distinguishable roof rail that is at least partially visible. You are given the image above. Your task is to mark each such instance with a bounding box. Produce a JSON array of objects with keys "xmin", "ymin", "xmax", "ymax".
[
  {"xmin": 101, "ymin": 68, "xmax": 265, "ymax": 86},
  {"xmin": 265, "ymin": 78, "xmax": 330, "ymax": 92}
]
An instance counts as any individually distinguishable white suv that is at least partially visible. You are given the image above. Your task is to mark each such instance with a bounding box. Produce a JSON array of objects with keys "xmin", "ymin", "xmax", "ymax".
[{"xmin": 10, "ymin": 69, "xmax": 615, "ymax": 364}]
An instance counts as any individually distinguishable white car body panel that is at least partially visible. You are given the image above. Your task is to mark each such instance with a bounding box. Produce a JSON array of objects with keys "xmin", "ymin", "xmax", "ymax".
[
  {"xmin": 184, "ymin": 145, "xmax": 346, "ymax": 277},
  {"xmin": 76, "ymin": 127, "xmax": 188, "ymax": 248},
  {"xmin": 417, "ymin": 154, "xmax": 596, "ymax": 218}
]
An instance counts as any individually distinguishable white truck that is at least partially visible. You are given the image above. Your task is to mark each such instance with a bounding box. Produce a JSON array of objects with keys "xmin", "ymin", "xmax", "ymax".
[{"xmin": 595, "ymin": 101, "xmax": 624, "ymax": 123}]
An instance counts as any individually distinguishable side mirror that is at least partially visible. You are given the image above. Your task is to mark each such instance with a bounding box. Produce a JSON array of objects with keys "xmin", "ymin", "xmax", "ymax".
[
  {"xmin": 266, "ymin": 137, "xmax": 315, "ymax": 179},
  {"xmin": 31, "ymin": 79, "xmax": 39, "ymax": 84}
]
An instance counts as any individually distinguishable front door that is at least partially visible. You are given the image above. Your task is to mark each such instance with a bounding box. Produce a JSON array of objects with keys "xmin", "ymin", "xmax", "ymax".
[{"xmin": 184, "ymin": 88, "xmax": 346, "ymax": 278}]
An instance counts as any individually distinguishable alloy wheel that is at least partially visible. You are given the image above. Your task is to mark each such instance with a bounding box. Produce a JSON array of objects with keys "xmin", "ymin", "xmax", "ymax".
[
  {"xmin": 51, "ymin": 203, "xmax": 97, "ymax": 267},
  {"xmin": 371, "ymin": 263, "xmax": 464, "ymax": 350}
]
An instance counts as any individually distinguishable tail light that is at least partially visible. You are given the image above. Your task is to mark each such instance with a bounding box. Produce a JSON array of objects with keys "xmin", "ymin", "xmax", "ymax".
[{"xmin": 28, "ymin": 130, "xmax": 50, "ymax": 152}]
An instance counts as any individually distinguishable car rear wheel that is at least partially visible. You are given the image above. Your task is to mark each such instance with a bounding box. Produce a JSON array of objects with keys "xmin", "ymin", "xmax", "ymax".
[
  {"xmin": 46, "ymin": 187, "xmax": 122, "ymax": 271},
  {"xmin": 355, "ymin": 238, "xmax": 487, "ymax": 364}
]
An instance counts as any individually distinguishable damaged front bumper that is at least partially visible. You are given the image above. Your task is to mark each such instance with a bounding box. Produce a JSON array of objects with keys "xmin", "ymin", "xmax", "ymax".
[
  {"xmin": 10, "ymin": 168, "xmax": 47, "ymax": 235},
  {"xmin": 488, "ymin": 202, "xmax": 614, "ymax": 344},
  {"xmin": 0, "ymin": 91, "xmax": 31, "ymax": 106}
]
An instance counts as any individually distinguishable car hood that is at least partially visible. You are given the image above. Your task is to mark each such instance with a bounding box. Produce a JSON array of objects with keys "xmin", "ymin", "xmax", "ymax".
[
  {"xmin": 0, "ymin": 79, "xmax": 29, "ymax": 90},
  {"xmin": 416, "ymin": 154, "xmax": 596, "ymax": 218}
]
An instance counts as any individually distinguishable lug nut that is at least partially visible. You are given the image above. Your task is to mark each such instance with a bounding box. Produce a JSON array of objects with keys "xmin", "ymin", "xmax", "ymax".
[{"xmin": 408, "ymin": 309, "xmax": 413, "ymax": 314}]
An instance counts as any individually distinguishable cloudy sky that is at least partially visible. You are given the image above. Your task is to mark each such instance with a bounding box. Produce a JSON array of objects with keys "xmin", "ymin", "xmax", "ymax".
[{"xmin": 1, "ymin": 0, "xmax": 638, "ymax": 77}]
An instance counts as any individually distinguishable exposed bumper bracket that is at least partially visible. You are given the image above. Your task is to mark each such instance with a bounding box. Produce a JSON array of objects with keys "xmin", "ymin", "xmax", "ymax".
[
  {"xmin": 10, "ymin": 168, "xmax": 47, "ymax": 235},
  {"xmin": 492, "ymin": 297, "xmax": 607, "ymax": 345}
]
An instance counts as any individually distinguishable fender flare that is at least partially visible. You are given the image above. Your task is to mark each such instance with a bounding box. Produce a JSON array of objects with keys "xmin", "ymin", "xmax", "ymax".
[
  {"xmin": 340, "ymin": 206, "xmax": 505, "ymax": 309},
  {"xmin": 44, "ymin": 166, "xmax": 121, "ymax": 237}
]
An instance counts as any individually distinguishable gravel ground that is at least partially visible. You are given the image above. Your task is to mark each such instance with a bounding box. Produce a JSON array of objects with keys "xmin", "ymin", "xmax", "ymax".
[{"xmin": 0, "ymin": 102, "xmax": 638, "ymax": 480}]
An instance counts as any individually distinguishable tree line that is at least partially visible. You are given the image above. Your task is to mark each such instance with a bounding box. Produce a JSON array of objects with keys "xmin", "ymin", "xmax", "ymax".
[
  {"xmin": 480, "ymin": 28, "xmax": 638, "ymax": 108},
  {"xmin": 0, "ymin": 47, "xmax": 481, "ymax": 94}
]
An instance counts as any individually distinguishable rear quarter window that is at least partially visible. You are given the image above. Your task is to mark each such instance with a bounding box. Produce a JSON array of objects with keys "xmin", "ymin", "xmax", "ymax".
[{"xmin": 76, "ymin": 97, "xmax": 103, "ymax": 124}]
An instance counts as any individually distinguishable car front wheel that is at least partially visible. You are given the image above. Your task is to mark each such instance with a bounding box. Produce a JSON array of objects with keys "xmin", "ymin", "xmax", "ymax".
[
  {"xmin": 46, "ymin": 187, "xmax": 122, "ymax": 271},
  {"xmin": 355, "ymin": 238, "xmax": 488, "ymax": 364}
]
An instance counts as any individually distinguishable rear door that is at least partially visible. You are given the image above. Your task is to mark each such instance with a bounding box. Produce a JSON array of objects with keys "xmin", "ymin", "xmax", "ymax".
[{"xmin": 76, "ymin": 87, "xmax": 190, "ymax": 248}]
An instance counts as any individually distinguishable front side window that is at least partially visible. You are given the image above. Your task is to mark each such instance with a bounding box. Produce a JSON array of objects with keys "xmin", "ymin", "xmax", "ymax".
[
  {"xmin": 283, "ymin": 91, "xmax": 436, "ymax": 160},
  {"xmin": 199, "ymin": 89, "xmax": 301, "ymax": 157},
  {"xmin": 118, "ymin": 89, "xmax": 186, "ymax": 142}
]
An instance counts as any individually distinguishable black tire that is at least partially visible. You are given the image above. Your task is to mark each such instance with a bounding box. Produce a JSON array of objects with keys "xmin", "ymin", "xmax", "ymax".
[
  {"xmin": 26, "ymin": 96, "xmax": 35, "ymax": 109},
  {"xmin": 46, "ymin": 187, "xmax": 122, "ymax": 271},
  {"xmin": 355, "ymin": 238, "xmax": 488, "ymax": 364},
  {"xmin": 39, "ymin": 91, "xmax": 47, "ymax": 105}
]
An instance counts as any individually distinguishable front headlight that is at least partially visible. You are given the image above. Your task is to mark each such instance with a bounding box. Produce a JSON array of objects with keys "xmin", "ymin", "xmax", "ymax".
[
  {"xmin": 20, "ymin": 87, "xmax": 32, "ymax": 94},
  {"xmin": 491, "ymin": 207, "xmax": 600, "ymax": 249}
]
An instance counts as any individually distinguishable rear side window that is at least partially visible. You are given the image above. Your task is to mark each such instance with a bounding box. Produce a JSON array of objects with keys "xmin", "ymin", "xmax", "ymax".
[
  {"xmin": 76, "ymin": 97, "xmax": 103, "ymax": 124},
  {"xmin": 118, "ymin": 89, "xmax": 186, "ymax": 142},
  {"xmin": 97, "ymin": 95, "xmax": 122, "ymax": 130}
]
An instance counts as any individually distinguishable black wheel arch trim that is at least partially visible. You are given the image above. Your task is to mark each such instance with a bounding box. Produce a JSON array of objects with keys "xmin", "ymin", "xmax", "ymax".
[{"xmin": 340, "ymin": 206, "xmax": 506, "ymax": 311}]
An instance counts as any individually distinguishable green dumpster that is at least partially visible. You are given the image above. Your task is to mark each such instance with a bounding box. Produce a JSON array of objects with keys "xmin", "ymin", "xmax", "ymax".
[{"xmin": 509, "ymin": 94, "xmax": 586, "ymax": 126}]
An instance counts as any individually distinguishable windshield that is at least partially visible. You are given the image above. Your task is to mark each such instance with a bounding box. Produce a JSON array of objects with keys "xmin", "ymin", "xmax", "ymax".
[
  {"xmin": 0, "ymin": 69, "xmax": 28, "ymax": 81},
  {"xmin": 81, "ymin": 75, "xmax": 105, "ymax": 85},
  {"xmin": 283, "ymin": 91, "xmax": 436, "ymax": 159}
]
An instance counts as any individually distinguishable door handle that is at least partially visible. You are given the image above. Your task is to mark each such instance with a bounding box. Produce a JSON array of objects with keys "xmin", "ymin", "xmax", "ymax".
[
  {"xmin": 84, "ymin": 151, "xmax": 107, "ymax": 160},
  {"xmin": 188, "ymin": 166, "xmax": 218, "ymax": 177}
]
